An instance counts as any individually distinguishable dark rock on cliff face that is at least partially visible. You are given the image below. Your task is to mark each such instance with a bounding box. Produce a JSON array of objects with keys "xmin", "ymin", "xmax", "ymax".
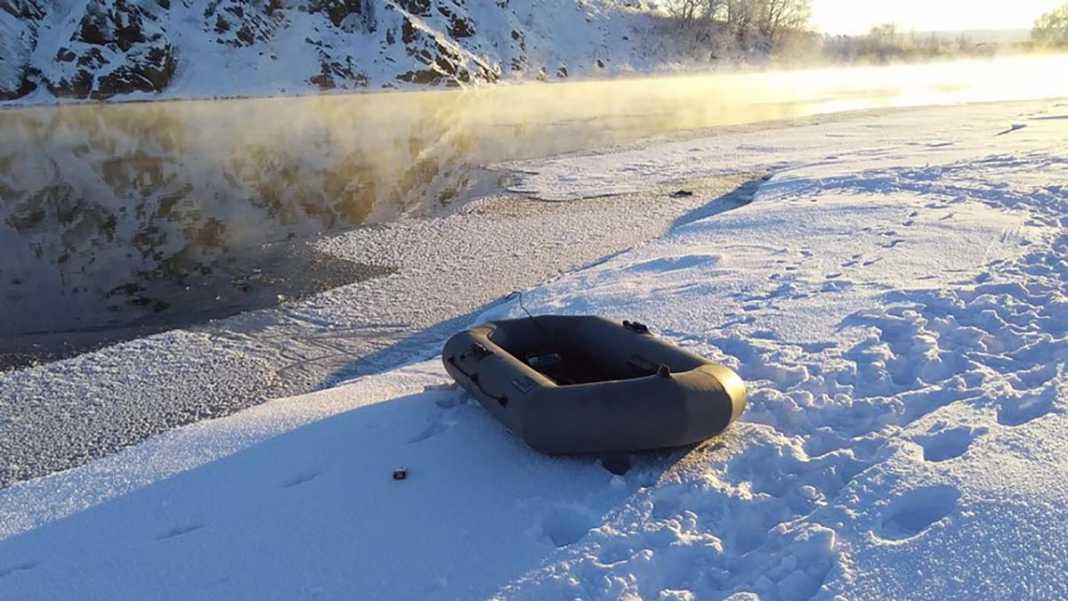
[
  {"xmin": 309, "ymin": 0, "xmax": 363, "ymax": 28},
  {"xmin": 95, "ymin": 44, "xmax": 177, "ymax": 99},
  {"xmin": 203, "ymin": 0, "xmax": 280, "ymax": 47},
  {"xmin": 52, "ymin": 69, "xmax": 95, "ymax": 97},
  {"xmin": 47, "ymin": 0, "xmax": 177, "ymax": 99},
  {"xmin": 0, "ymin": 69, "xmax": 37, "ymax": 100},
  {"xmin": 78, "ymin": 0, "xmax": 151, "ymax": 52},
  {"xmin": 393, "ymin": 13, "xmax": 496, "ymax": 88},
  {"xmin": 437, "ymin": 3, "xmax": 475, "ymax": 39},
  {"xmin": 310, "ymin": 55, "xmax": 369, "ymax": 90},
  {"xmin": 397, "ymin": 0, "xmax": 431, "ymax": 17}
]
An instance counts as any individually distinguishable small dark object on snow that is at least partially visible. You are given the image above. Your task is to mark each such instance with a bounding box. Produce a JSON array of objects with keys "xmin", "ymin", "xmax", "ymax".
[
  {"xmin": 392, "ymin": 468, "xmax": 408, "ymax": 481},
  {"xmin": 443, "ymin": 316, "xmax": 747, "ymax": 454},
  {"xmin": 669, "ymin": 190, "xmax": 694, "ymax": 198}
]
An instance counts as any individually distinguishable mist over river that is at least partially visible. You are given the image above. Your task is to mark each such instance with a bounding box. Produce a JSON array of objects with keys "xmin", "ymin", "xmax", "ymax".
[{"xmin": 2, "ymin": 54, "xmax": 1067, "ymax": 366}]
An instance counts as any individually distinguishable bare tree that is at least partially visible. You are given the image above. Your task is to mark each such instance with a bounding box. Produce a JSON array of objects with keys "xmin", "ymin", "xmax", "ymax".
[
  {"xmin": 759, "ymin": 0, "xmax": 811, "ymax": 42},
  {"xmin": 666, "ymin": 0, "xmax": 728, "ymax": 23},
  {"xmin": 665, "ymin": 0, "xmax": 705, "ymax": 23},
  {"xmin": 725, "ymin": 0, "xmax": 756, "ymax": 30},
  {"xmin": 723, "ymin": 0, "xmax": 810, "ymax": 42},
  {"xmin": 703, "ymin": 0, "xmax": 728, "ymax": 20},
  {"xmin": 664, "ymin": 0, "xmax": 812, "ymax": 58},
  {"xmin": 1033, "ymin": 2, "xmax": 1068, "ymax": 47}
]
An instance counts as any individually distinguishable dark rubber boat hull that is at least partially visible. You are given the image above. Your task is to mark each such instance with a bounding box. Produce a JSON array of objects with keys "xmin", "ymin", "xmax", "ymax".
[{"xmin": 443, "ymin": 315, "xmax": 747, "ymax": 454}]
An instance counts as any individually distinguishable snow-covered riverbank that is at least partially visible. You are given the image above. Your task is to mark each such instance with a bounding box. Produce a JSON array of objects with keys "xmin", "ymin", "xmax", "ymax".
[{"xmin": 2, "ymin": 98, "xmax": 1067, "ymax": 600}]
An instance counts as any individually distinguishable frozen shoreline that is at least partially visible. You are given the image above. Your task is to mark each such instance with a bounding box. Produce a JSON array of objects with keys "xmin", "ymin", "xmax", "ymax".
[
  {"xmin": 0, "ymin": 103, "xmax": 933, "ymax": 489},
  {"xmin": 0, "ymin": 99, "xmax": 954, "ymax": 489},
  {"xmin": 0, "ymin": 172, "xmax": 759, "ymax": 487}
]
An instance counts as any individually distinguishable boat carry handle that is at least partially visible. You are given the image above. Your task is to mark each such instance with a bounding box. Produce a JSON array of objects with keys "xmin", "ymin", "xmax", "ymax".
[{"xmin": 446, "ymin": 354, "xmax": 510, "ymax": 408}]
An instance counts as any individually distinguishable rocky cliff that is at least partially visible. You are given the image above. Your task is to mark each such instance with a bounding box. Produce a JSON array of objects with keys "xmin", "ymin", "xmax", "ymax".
[{"xmin": 0, "ymin": 0, "xmax": 668, "ymax": 102}]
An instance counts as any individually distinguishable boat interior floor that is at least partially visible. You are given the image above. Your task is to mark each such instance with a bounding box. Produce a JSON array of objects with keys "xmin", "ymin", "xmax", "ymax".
[{"xmin": 520, "ymin": 350, "xmax": 660, "ymax": 386}]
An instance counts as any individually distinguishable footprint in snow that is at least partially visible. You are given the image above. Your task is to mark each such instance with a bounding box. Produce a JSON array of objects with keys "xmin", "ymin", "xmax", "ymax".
[
  {"xmin": 651, "ymin": 491, "xmax": 683, "ymax": 520},
  {"xmin": 915, "ymin": 426, "xmax": 986, "ymax": 462},
  {"xmin": 157, "ymin": 523, "xmax": 205, "ymax": 541},
  {"xmin": 409, "ymin": 394, "xmax": 465, "ymax": 443},
  {"xmin": 541, "ymin": 505, "xmax": 598, "ymax": 548},
  {"xmin": 721, "ymin": 315, "xmax": 757, "ymax": 328},
  {"xmin": 798, "ymin": 341, "xmax": 837, "ymax": 353},
  {"xmin": 879, "ymin": 486, "xmax": 960, "ymax": 541},
  {"xmin": 0, "ymin": 562, "xmax": 38, "ymax": 579},
  {"xmin": 997, "ymin": 394, "xmax": 1056, "ymax": 427},
  {"xmin": 433, "ymin": 392, "xmax": 465, "ymax": 409},
  {"xmin": 842, "ymin": 254, "xmax": 864, "ymax": 268},
  {"xmin": 597, "ymin": 544, "xmax": 634, "ymax": 565},
  {"xmin": 408, "ymin": 418, "xmax": 456, "ymax": 443},
  {"xmin": 281, "ymin": 471, "xmax": 322, "ymax": 488}
]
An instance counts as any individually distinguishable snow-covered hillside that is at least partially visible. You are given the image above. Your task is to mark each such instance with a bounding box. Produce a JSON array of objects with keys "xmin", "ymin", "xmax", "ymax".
[
  {"xmin": 1, "ymin": 98, "xmax": 1066, "ymax": 599},
  {"xmin": 0, "ymin": 0, "xmax": 676, "ymax": 102}
]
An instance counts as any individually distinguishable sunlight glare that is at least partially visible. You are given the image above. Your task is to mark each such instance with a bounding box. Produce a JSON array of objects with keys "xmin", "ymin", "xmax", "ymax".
[{"xmin": 812, "ymin": 0, "xmax": 1066, "ymax": 34}]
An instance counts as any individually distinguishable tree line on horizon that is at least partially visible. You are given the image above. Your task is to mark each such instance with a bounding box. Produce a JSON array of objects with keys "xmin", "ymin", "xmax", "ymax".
[
  {"xmin": 1033, "ymin": 2, "xmax": 1068, "ymax": 47},
  {"xmin": 660, "ymin": 0, "xmax": 1068, "ymax": 65}
]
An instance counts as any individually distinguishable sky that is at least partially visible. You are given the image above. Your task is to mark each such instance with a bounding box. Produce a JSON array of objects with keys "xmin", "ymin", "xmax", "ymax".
[{"xmin": 811, "ymin": 0, "xmax": 1065, "ymax": 34}]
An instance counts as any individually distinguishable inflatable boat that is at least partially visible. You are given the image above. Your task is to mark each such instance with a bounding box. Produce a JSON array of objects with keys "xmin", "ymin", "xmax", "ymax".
[{"xmin": 443, "ymin": 315, "xmax": 747, "ymax": 454}]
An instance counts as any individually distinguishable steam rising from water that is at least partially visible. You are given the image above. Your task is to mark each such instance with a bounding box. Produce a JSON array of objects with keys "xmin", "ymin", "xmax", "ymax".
[{"xmin": 1, "ymin": 54, "xmax": 1066, "ymax": 360}]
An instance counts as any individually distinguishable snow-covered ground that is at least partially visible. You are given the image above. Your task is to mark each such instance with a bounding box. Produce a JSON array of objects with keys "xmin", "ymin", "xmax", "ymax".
[{"xmin": 2, "ymin": 98, "xmax": 1067, "ymax": 600}]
